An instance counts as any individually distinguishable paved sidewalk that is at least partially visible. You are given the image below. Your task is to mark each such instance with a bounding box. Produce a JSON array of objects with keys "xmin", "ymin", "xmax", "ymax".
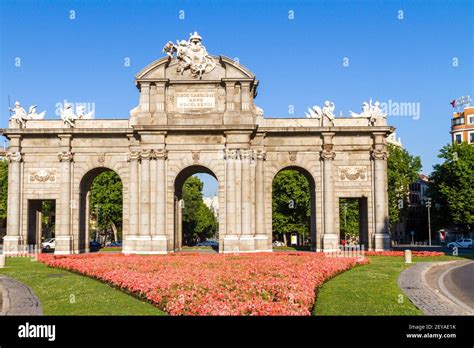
[
  {"xmin": 398, "ymin": 261, "xmax": 473, "ymax": 316},
  {"xmin": 0, "ymin": 275, "xmax": 43, "ymax": 315}
]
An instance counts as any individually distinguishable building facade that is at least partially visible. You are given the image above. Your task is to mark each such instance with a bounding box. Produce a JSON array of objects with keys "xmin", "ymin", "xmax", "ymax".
[
  {"xmin": 451, "ymin": 105, "xmax": 474, "ymax": 145},
  {"xmin": 1, "ymin": 34, "xmax": 393, "ymax": 255}
]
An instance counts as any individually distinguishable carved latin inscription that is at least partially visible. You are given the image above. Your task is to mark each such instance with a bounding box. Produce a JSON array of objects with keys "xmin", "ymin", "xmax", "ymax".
[{"xmin": 176, "ymin": 92, "xmax": 215, "ymax": 109}]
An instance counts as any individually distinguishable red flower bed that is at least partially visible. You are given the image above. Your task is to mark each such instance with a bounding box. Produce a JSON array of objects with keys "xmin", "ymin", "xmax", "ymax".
[
  {"xmin": 364, "ymin": 250, "xmax": 444, "ymax": 257},
  {"xmin": 38, "ymin": 252, "xmax": 368, "ymax": 316}
]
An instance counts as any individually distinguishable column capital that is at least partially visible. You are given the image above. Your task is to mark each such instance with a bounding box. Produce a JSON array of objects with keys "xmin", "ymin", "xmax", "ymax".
[
  {"xmin": 224, "ymin": 148, "xmax": 240, "ymax": 160},
  {"xmin": 320, "ymin": 144, "xmax": 336, "ymax": 160},
  {"xmin": 127, "ymin": 151, "xmax": 141, "ymax": 162},
  {"xmin": 58, "ymin": 151, "xmax": 74, "ymax": 162},
  {"xmin": 240, "ymin": 149, "xmax": 255, "ymax": 161},
  {"xmin": 6, "ymin": 152, "xmax": 22, "ymax": 163},
  {"xmin": 256, "ymin": 150, "xmax": 266, "ymax": 161},
  {"xmin": 140, "ymin": 149, "xmax": 153, "ymax": 160},
  {"xmin": 371, "ymin": 145, "xmax": 388, "ymax": 160},
  {"xmin": 154, "ymin": 149, "xmax": 168, "ymax": 160}
]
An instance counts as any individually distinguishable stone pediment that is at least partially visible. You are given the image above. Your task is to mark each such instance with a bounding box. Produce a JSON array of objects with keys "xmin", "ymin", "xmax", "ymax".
[
  {"xmin": 130, "ymin": 33, "xmax": 259, "ymax": 126},
  {"xmin": 135, "ymin": 55, "xmax": 255, "ymax": 82}
]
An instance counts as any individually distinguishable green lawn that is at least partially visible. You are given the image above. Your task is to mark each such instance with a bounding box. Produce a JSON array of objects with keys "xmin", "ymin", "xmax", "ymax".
[
  {"xmin": 313, "ymin": 255, "xmax": 462, "ymax": 315},
  {"xmin": 0, "ymin": 257, "xmax": 165, "ymax": 316},
  {"xmin": 99, "ymin": 247, "xmax": 122, "ymax": 252}
]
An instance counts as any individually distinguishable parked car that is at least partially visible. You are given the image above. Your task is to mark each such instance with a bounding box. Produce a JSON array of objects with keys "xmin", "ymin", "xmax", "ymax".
[
  {"xmin": 196, "ymin": 240, "xmax": 218, "ymax": 247},
  {"xmin": 272, "ymin": 241, "xmax": 285, "ymax": 247},
  {"xmin": 447, "ymin": 238, "xmax": 473, "ymax": 250},
  {"xmin": 89, "ymin": 241, "xmax": 102, "ymax": 252},
  {"xmin": 106, "ymin": 241, "xmax": 122, "ymax": 247},
  {"xmin": 41, "ymin": 238, "xmax": 55, "ymax": 250}
]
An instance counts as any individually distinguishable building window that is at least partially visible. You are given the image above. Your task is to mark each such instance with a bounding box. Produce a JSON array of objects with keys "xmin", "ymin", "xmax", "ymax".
[
  {"xmin": 409, "ymin": 193, "xmax": 420, "ymax": 204},
  {"xmin": 452, "ymin": 117, "xmax": 465, "ymax": 126},
  {"xmin": 454, "ymin": 133, "xmax": 462, "ymax": 144},
  {"xmin": 469, "ymin": 116, "xmax": 474, "ymax": 124},
  {"xmin": 470, "ymin": 132, "xmax": 474, "ymax": 144}
]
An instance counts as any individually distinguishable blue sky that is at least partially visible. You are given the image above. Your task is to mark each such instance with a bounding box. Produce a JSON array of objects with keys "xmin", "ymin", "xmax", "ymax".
[{"xmin": 1, "ymin": 0, "xmax": 472, "ymax": 196}]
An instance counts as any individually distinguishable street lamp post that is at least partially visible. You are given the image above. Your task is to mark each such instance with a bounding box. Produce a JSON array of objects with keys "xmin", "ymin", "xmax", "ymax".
[{"xmin": 425, "ymin": 198, "xmax": 432, "ymax": 246}]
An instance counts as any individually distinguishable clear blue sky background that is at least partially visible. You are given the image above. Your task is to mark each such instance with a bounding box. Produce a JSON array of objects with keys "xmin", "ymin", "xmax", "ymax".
[{"xmin": 1, "ymin": 0, "xmax": 472, "ymax": 196}]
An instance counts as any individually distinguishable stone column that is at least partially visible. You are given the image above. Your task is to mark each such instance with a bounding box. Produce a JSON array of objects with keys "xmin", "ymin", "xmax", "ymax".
[
  {"xmin": 139, "ymin": 150, "xmax": 151, "ymax": 239},
  {"xmin": 240, "ymin": 150, "xmax": 253, "ymax": 251},
  {"xmin": 224, "ymin": 149, "xmax": 237, "ymax": 251},
  {"xmin": 85, "ymin": 191, "xmax": 91, "ymax": 253},
  {"xmin": 4, "ymin": 151, "xmax": 22, "ymax": 254},
  {"xmin": 56, "ymin": 151, "xmax": 73, "ymax": 255},
  {"xmin": 255, "ymin": 150, "xmax": 265, "ymax": 234},
  {"xmin": 235, "ymin": 150, "xmax": 242, "ymax": 236},
  {"xmin": 140, "ymin": 82, "xmax": 151, "ymax": 113},
  {"xmin": 125, "ymin": 151, "xmax": 140, "ymax": 253},
  {"xmin": 254, "ymin": 150, "xmax": 268, "ymax": 251},
  {"xmin": 372, "ymin": 134, "xmax": 390, "ymax": 250},
  {"xmin": 225, "ymin": 82, "xmax": 235, "ymax": 112},
  {"xmin": 153, "ymin": 149, "xmax": 168, "ymax": 253},
  {"xmin": 321, "ymin": 135, "xmax": 338, "ymax": 252}
]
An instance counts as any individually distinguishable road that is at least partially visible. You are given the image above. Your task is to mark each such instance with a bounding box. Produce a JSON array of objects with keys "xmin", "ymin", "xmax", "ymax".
[{"xmin": 441, "ymin": 261, "xmax": 474, "ymax": 311}]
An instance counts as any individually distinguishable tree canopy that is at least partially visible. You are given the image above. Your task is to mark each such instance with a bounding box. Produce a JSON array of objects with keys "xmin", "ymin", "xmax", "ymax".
[
  {"xmin": 339, "ymin": 198, "xmax": 359, "ymax": 241},
  {"xmin": 90, "ymin": 170, "xmax": 123, "ymax": 241},
  {"xmin": 429, "ymin": 142, "xmax": 474, "ymax": 230},
  {"xmin": 387, "ymin": 144, "xmax": 422, "ymax": 226},
  {"xmin": 182, "ymin": 176, "xmax": 217, "ymax": 243},
  {"xmin": 272, "ymin": 170, "xmax": 311, "ymax": 242}
]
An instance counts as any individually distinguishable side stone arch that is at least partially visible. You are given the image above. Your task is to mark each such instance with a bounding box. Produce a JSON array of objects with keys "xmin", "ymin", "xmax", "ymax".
[
  {"xmin": 264, "ymin": 153, "xmax": 322, "ymax": 250},
  {"xmin": 72, "ymin": 155, "xmax": 129, "ymax": 253}
]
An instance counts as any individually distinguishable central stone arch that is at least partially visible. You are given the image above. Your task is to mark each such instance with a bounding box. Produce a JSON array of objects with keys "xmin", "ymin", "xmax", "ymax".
[
  {"xmin": 172, "ymin": 164, "xmax": 221, "ymax": 251},
  {"xmin": 1, "ymin": 33, "xmax": 393, "ymax": 255}
]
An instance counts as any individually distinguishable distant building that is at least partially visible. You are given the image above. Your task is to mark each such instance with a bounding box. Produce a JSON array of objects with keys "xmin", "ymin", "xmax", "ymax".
[
  {"xmin": 203, "ymin": 195, "xmax": 219, "ymax": 219},
  {"xmin": 386, "ymin": 132, "xmax": 431, "ymax": 243},
  {"xmin": 392, "ymin": 174, "xmax": 430, "ymax": 244},
  {"xmin": 451, "ymin": 105, "xmax": 474, "ymax": 145}
]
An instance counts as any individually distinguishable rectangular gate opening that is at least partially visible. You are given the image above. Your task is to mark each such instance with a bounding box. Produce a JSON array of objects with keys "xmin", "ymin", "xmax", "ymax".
[
  {"xmin": 27, "ymin": 199, "xmax": 56, "ymax": 252},
  {"xmin": 339, "ymin": 197, "xmax": 368, "ymax": 248}
]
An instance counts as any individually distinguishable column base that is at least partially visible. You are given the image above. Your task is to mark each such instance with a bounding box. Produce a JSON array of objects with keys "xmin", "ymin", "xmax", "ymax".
[
  {"xmin": 54, "ymin": 236, "xmax": 73, "ymax": 255},
  {"xmin": 322, "ymin": 234, "xmax": 340, "ymax": 252},
  {"xmin": 374, "ymin": 233, "xmax": 391, "ymax": 251},
  {"xmin": 221, "ymin": 236, "xmax": 272, "ymax": 253},
  {"xmin": 123, "ymin": 235, "xmax": 169, "ymax": 254},
  {"xmin": 2, "ymin": 236, "xmax": 21, "ymax": 255}
]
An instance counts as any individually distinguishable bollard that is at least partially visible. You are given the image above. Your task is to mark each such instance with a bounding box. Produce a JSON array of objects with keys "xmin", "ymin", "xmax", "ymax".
[
  {"xmin": 0, "ymin": 254, "xmax": 5, "ymax": 268},
  {"xmin": 404, "ymin": 249, "xmax": 412, "ymax": 264}
]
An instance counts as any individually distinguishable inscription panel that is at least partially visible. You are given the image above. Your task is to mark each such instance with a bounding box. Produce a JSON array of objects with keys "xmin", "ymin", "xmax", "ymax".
[{"xmin": 176, "ymin": 92, "xmax": 215, "ymax": 109}]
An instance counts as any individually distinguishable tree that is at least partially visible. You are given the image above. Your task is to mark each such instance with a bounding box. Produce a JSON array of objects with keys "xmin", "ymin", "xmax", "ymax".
[
  {"xmin": 90, "ymin": 171, "xmax": 123, "ymax": 242},
  {"xmin": 339, "ymin": 198, "xmax": 359, "ymax": 242},
  {"xmin": 429, "ymin": 142, "xmax": 474, "ymax": 231},
  {"xmin": 182, "ymin": 176, "xmax": 217, "ymax": 243},
  {"xmin": 0, "ymin": 160, "xmax": 7, "ymax": 221},
  {"xmin": 272, "ymin": 170, "xmax": 310, "ymax": 245},
  {"xmin": 387, "ymin": 144, "xmax": 422, "ymax": 227}
]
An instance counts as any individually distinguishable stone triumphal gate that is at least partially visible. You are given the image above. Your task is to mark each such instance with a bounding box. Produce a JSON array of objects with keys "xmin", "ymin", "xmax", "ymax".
[{"xmin": 2, "ymin": 33, "xmax": 392, "ymax": 255}]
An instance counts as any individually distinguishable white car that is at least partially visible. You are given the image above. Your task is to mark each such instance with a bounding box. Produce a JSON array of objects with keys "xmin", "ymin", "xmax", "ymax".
[
  {"xmin": 272, "ymin": 241, "xmax": 285, "ymax": 247},
  {"xmin": 41, "ymin": 238, "xmax": 55, "ymax": 250},
  {"xmin": 447, "ymin": 238, "xmax": 473, "ymax": 250}
]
